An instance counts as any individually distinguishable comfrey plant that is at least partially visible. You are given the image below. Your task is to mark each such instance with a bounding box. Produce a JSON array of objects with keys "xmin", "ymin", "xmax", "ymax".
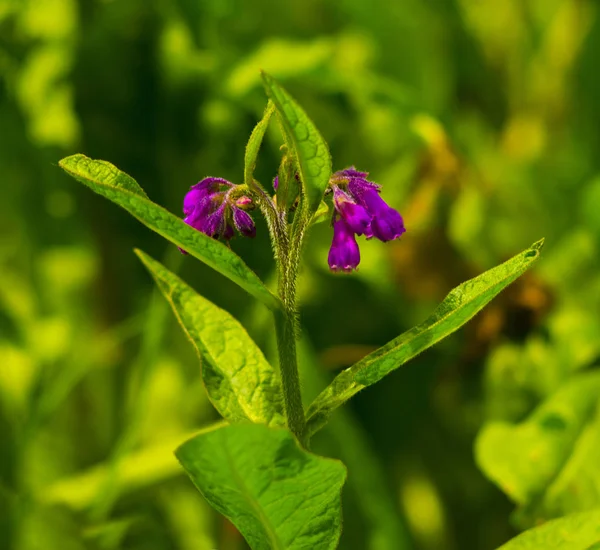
[{"xmin": 60, "ymin": 74, "xmax": 543, "ymax": 549}]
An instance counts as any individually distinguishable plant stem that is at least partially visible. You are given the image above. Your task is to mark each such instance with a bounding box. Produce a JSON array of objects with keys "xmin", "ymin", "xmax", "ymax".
[
  {"xmin": 274, "ymin": 306, "xmax": 306, "ymax": 445},
  {"xmin": 255, "ymin": 188, "xmax": 307, "ymax": 444}
]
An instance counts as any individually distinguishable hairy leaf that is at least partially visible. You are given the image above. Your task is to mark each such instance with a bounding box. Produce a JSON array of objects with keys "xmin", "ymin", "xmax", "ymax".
[
  {"xmin": 59, "ymin": 154, "xmax": 280, "ymax": 310},
  {"xmin": 245, "ymin": 101, "xmax": 275, "ymax": 190},
  {"xmin": 307, "ymin": 239, "xmax": 544, "ymax": 435},
  {"xmin": 496, "ymin": 510, "xmax": 600, "ymax": 550},
  {"xmin": 176, "ymin": 424, "xmax": 347, "ymax": 550},
  {"xmin": 261, "ymin": 73, "xmax": 331, "ymax": 215},
  {"xmin": 136, "ymin": 250, "xmax": 285, "ymax": 427}
]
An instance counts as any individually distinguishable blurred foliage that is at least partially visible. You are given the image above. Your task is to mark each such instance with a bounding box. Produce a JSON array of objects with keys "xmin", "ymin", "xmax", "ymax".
[{"xmin": 1, "ymin": 0, "xmax": 600, "ymax": 549}]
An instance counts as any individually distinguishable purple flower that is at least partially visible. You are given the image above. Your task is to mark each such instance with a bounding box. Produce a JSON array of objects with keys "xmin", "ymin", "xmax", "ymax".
[
  {"xmin": 232, "ymin": 207, "xmax": 256, "ymax": 238},
  {"xmin": 180, "ymin": 177, "xmax": 257, "ymax": 251},
  {"xmin": 328, "ymin": 218, "xmax": 360, "ymax": 272},
  {"xmin": 332, "ymin": 186, "xmax": 371, "ymax": 236},
  {"xmin": 326, "ymin": 167, "xmax": 405, "ymax": 271},
  {"xmin": 348, "ymin": 180, "xmax": 405, "ymax": 241}
]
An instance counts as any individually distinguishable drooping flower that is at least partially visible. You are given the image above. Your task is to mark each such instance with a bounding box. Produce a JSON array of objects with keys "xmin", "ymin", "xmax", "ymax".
[
  {"xmin": 180, "ymin": 177, "xmax": 256, "ymax": 252},
  {"xmin": 332, "ymin": 185, "xmax": 371, "ymax": 236},
  {"xmin": 328, "ymin": 217, "xmax": 360, "ymax": 272},
  {"xmin": 327, "ymin": 167, "xmax": 405, "ymax": 271}
]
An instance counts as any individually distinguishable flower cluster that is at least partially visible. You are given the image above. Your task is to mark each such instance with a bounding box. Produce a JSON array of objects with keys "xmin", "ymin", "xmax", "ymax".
[
  {"xmin": 181, "ymin": 177, "xmax": 256, "ymax": 249},
  {"xmin": 328, "ymin": 167, "xmax": 405, "ymax": 272}
]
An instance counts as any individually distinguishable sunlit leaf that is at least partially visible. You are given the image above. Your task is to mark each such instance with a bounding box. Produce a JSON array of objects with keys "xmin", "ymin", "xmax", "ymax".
[
  {"xmin": 306, "ymin": 239, "xmax": 544, "ymax": 435},
  {"xmin": 176, "ymin": 423, "xmax": 347, "ymax": 550},
  {"xmin": 136, "ymin": 250, "xmax": 285, "ymax": 427},
  {"xmin": 59, "ymin": 154, "xmax": 280, "ymax": 310},
  {"xmin": 261, "ymin": 73, "xmax": 332, "ymax": 216},
  {"xmin": 244, "ymin": 101, "xmax": 275, "ymax": 189},
  {"xmin": 495, "ymin": 510, "xmax": 600, "ymax": 550},
  {"xmin": 476, "ymin": 373, "xmax": 600, "ymax": 505}
]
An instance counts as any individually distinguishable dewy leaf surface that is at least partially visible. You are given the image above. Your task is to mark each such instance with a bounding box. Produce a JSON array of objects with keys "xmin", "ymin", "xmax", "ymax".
[
  {"xmin": 261, "ymin": 73, "xmax": 332, "ymax": 215},
  {"xmin": 495, "ymin": 510, "xmax": 600, "ymax": 550},
  {"xmin": 176, "ymin": 424, "xmax": 347, "ymax": 550},
  {"xmin": 136, "ymin": 250, "xmax": 285, "ymax": 427},
  {"xmin": 307, "ymin": 239, "xmax": 544, "ymax": 435},
  {"xmin": 244, "ymin": 101, "xmax": 275, "ymax": 190},
  {"xmin": 59, "ymin": 154, "xmax": 280, "ymax": 310}
]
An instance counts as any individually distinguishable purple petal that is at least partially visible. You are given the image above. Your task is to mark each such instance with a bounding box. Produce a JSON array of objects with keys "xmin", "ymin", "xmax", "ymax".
[
  {"xmin": 328, "ymin": 218, "xmax": 360, "ymax": 272},
  {"xmin": 232, "ymin": 207, "xmax": 256, "ymax": 238},
  {"xmin": 273, "ymin": 175, "xmax": 279, "ymax": 190},
  {"xmin": 336, "ymin": 166, "xmax": 369, "ymax": 179},
  {"xmin": 184, "ymin": 177, "xmax": 231, "ymax": 215},
  {"xmin": 333, "ymin": 187, "xmax": 371, "ymax": 236},
  {"xmin": 202, "ymin": 204, "xmax": 227, "ymax": 237},
  {"xmin": 184, "ymin": 196, "xmax": 216, "ymax": 231},
  {"xmin": 359, "ymin": 188, "xmax": 405, "ymax": 242}
]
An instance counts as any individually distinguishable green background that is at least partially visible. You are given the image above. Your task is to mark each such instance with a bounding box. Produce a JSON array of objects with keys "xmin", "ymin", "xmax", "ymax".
[{"xmin": 2, "ymin": 0, "xmax": 600, "ymax": 548}]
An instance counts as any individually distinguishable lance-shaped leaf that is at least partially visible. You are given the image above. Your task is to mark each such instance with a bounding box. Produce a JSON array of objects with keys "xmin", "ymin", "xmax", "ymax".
[
  {"xmin": 176, "ymin": 423, "xmax": 347, "ymax": 550},
  {"xmin": 261, "ymin": 73, "xmax": 332, "ymax": 216},
  {"xmin": 495, "ymin": 510, "xmax": 600, "ymax": 550},
  {"xmin": 136, "ymin": 249, "xmax": 285, "ymax": 427},
  {"xmin": 307, "ymin": 239, "xmax": 544, "ymax": 435},
  {"xmin": 244, "ymin": 101, "xmax": 275, "ymax": 190},
  {"xmin": 59, "ymin": 154, "xmax": 280, "ymax": 310}
]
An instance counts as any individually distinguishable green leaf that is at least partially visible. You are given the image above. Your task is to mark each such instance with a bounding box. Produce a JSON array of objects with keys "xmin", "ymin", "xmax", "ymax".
[
  {"xmin": 135, "ymin": 250, "xmax": 285, "ymax": 427},
  {"xmin": 244, "ymin": 101, "xmax": 275, "ymax": 189},
  {"xmin": 306, "ymin": 239, "xmax": 545, "ymax": 435},
  {"xmin": 495, "ymin": 510, "xmax": 600, "ymax": 550},
  {"xmin": 261, "ymin": 73, "xmax": 332, "ymax": 215},
  {"xmin": 59, "ymin": 154, "xmax": 280, "ymax": 311},
  {"xmin": 476, "ymin": 372, "xmax": 600, "ymax": 528},
  {"xmin": 176, "ymin": 423, "xmax": 347, "ymax": 550}
]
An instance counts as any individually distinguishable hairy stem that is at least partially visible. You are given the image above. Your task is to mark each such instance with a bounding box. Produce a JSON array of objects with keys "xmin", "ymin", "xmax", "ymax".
[
  {"xmin": 255, "ymin": 188, "xmax": 307, "ymax": 445},
  {"xmin": 274, "ymin": 305, "xmax": 305, "ymax": 445}
]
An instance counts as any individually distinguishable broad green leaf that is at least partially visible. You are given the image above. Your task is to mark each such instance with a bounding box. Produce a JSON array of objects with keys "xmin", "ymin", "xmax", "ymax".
[
  {"xmin": 528, "ymin": 405, "xmax": 600, "ymax": 522},
  {"xmin": 136, "ymin": 250, "xmax": 285, "ymax": 427},
  {"xmin": 176, "ymin": 423, "xmax": 347, "ymax": 550},
  {"xmin": 59, "ymin": 154, "xmax": 280, "ymax": 310},
  {"xmin": 495, "ymin": 510, "xmax": 600, "ymax": 550},
  {"xmin": 261, "ymin": 73, "xmax": 332, "ymax": 215},
  {"xmin": 476, "ymin": 372, "xmax": 600, "ymax": 528},
  {"xmin": 306, "ymin": 239, "xmax": 544, "ymax": 435},
  {"xmin": 244, "ymin": 101, "xmax": 275, "ymax": 189}
]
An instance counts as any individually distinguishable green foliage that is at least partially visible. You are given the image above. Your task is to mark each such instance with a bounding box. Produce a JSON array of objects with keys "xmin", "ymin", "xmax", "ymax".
[
  {"xmin": 262, "ymin": 73, "xmax": 332, "ymax": 216},
  {"xmin": 477, "ymin": 372, "xmax": 600, "ymax": 527},
  {"xmin": 496, "ymin": 510, "xmax": 600, "ymax": 550},
  {"xmin": 136, "ymin": 250, "xmax": 285, "ymax": 427},
  {"xmin": 176, "ymin": 423, "xmax": 347, "ymax": 550},
  {"xmin": 244, "ymin": 100, "xmax": 275, "ymax": 190},
  {"xmin": 59, "ymin": 154, "xmax": 280, "ymax": 310},
  {"xmin": 307, "ymin": 239, "xmax": 544, "ymax": 435}
]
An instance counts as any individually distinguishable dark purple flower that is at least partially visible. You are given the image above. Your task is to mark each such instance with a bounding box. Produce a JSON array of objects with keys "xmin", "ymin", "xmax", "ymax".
[
  {"xmin": 326, "ymin": 166, "xmax": 405, "ymax": 271},
  {"xmin": 273, "ymin": 175, "xmax": 279, "ymax": 190},
  {"xmin": 232, "ymin": 207, "xmax": 256, "ymax": 238},
  {"xmin": 181, "ymin": 177, "xmax": 257, "ymax": 249},
  {"xmin": 346, "ymin": 174, "xmax": 405, "ymax": 242},
  {"xmin": 328, "ymin": 218, "xmax": 360, "ymax": 272},
  {"xmin": 358, "ymin": 186, "xmax": 405, "ymax": 241},
  {"xmin": 332, "ymin": 186, "xmax": 371, "ymax": 236}
]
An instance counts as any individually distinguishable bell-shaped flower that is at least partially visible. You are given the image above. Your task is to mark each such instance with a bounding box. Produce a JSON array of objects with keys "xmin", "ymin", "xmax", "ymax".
[
  {"xmin": 332, "ymin": 186, "xmax": 371, "ymax": 236},
  {"xmin": 180, "ymin": 177, "xmax": 257, "ymax": 250},
  {"xmin": 328, "ymin": 217, "xmax": 360, "ymax": 272}
]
